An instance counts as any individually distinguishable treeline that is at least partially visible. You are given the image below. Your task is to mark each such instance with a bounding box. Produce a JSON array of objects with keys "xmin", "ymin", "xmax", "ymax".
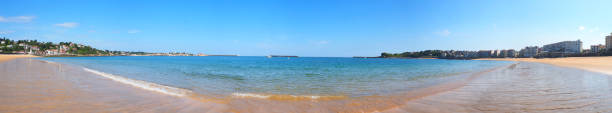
[{"xmin": 380, "ymin": 50, "xmax": 444, "ymax": 58}]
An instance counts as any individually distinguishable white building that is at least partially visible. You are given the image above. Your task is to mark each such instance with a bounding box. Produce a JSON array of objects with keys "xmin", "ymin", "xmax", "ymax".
[
  {"xmin": 477, "ymin": 50, "xmax": 494, "ymax": 58},
  {"xmin": 607, "ymin": 33, "xmax": 612, "ymax": 50},
  {"xmin": 591, "ymin": 44, "xmax": 605, "ymax": 53},
  {"xmin": 542, "ymin": 40, "xmax": 582, "ymax": 55},
  {"xmin": 492, "ymin": 50, "xmax": 501, "ymax": 57},
  {"xmin": 520, "ymin": 46, "xmax": 539, "ymax": 58},
  {"xmin": 46, "ymin": 49, "xmax": 59, "ymax": 55},
  {"xmin": 507, "ymin": 49, "xmax": 518, "ymax": 58}
]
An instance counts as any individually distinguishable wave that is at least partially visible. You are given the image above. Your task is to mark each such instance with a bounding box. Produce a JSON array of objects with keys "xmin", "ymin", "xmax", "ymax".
[
  {"xmin": 82, "ymin": 68, "xmax": 193, "ymax": 97},
  {"xmin": 82, "ymin": 66, "xmax": 344, "ymax": 101},
  {"xmin": 231, "ymin": 93, "xmax": 347, "ymax": 101}
]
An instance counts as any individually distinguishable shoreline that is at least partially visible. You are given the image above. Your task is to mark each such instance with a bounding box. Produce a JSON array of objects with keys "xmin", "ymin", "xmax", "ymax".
[
  {"xmin": 3, "ymin": 56, "xmax": 612, "ymax": 112},
  {"xmin": 475, "ymin": 56, "xmax": 612, "ymax": 75},
  {"xmin": 383, "ymin": 62, "xmax": 612, "ymax": 112},
  {"xmin": 39, "ymin": 58, "xmax": 508, "ymax": 112},
  {"xmin": 0, "ymin": 58, "xmax": 228, "ymax": 112},
  {"xmin": 0, "ymin": 54, "xmax": 39, "ymax": 62},
  {"xmin": 1, "ymin": 56, "xmax": 512, "ymax": 112}
]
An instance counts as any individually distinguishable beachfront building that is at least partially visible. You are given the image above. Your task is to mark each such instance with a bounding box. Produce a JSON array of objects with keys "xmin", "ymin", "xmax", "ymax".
[
  {"xmin": 541, "ymin": 40, "xmax": 582, "ymax": 57},
  {"xmin": 607, "ymin": 33, "xmax": 612, "ymax": 50},
  {"xmin": 508, "ymin": 49, "xmax": 518, "ymax": 58},
  {"xmin": 499, "ymin": 50, "xmax": 507, "ymax": 58},
  {"xmin": 59, "ymin": 45, "xmax": 70, "ymax": 54},
  {"xmin": 477, "ymin": 50, "xmax": 494, "ymax": 58},
  {"xmin": 519, "ymin": 46, "xmax": 539, "ymax": 58},
  {"xmin": 497, "ymin": 49, "xmax": 517, "ymax": 58},
  {"xmin": 591, "ymin": 44, "xmax": 606, "ymax": 53},
  {"xmin": 492, "ymin": 50, "xmax": 501, "ymax": 58},
  {"xmin": 46, "ymin": 49, "xmax": 59, "ymax": 55}
]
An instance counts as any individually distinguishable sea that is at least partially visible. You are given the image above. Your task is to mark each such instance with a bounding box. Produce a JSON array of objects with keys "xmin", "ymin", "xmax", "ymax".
[{"xmin": 37, "ymin": 56, "xmax": 513, "ymax": 100}]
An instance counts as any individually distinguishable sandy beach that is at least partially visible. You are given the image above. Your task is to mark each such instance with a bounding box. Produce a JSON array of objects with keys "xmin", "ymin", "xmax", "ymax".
[
  {"xmin": 476, "ymin": 56, "xmax": 612, "ymax": 75},
  {"xmin": 0, "ymin": 58, "xmax": 468, "ymax": 113},
  {"xmin": 0, "ymin": 57, "xmax": 228, "ymax": 112},
  {"xmin": 0, "ymin": 54, "xmax": 39, "ymax": 62},
  {"xmin": 1, "ymin": 56, "xmax": 612, "ymax": 112},
  {"xmin": 385, "ymin": 62, "xmax": 612, "ymax": 113}
]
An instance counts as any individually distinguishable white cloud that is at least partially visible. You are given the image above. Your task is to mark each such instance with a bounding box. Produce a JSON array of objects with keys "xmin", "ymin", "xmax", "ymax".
[
  {"xmin": 0, "ymin": 16, "xmax": 35, "ymax": 23},
  {"xmin": 578, "ymin": 26, "xmax": 585, "ymax": 31},
  {"xmin": 127, "ymin": 30, "xmax": 141, "ymax": 34},
  {"xmin": 54, "ymin": 22, "xmax": 79, "ymax": 28},
  {"xmin": 434, "ymin": 29, "xmax": 451, "ymax": 36},
  {"xmin": 0, "ymin": 30, "xmax": 15, "ymax": 35}
]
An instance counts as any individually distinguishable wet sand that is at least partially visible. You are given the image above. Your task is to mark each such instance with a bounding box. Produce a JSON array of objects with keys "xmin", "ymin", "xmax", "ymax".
[
  {"xmin": 0, "ymin": 58, "xmax": 414, "ymax": 113},
  {"xmin": 384, "ymin": 62, "xmax": 612, "ymax": 113},
  {"xmin": 2, "ymin": 57, "xmax": 612, "ymax": 112},
  {"xmin": 0, "ymin": 59, "xmax": 228, "ymax": 112},
  {"xmin": 476, "ymin": 56, "xmax": 612, "ymax": 75}
]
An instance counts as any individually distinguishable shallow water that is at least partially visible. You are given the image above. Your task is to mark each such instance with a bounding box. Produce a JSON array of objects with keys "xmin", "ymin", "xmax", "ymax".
[
  {"xmin": 385, "ymin": 62, "xmax": 612, "ymax": 113},
  {"xmin": 38, "ymin": 56, "xmax": 512, "ymax": 99},
  {"xmin": 3, "ymin": 58, "xmax": 612, "ymax": 112},
  {"xmin": 0, "ymin": 58, "xmax": 227, "ymax": 113}
]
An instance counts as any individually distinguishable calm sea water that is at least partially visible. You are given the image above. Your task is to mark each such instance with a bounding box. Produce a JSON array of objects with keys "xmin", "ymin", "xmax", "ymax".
[{"xmin": 38, "ymin": 56, "xmax": 512, "ymax": 98}]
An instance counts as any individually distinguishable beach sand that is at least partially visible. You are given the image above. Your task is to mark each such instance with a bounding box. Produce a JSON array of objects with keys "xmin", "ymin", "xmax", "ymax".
[
  {"xmin": 384, "ymin": 62, "xmax": 612, "ymax": 113},
  {"xmin": 0, "ymin": 58, "xmax": 228, "ymax": 112},
  {"xmin": 2, "ymin": 56, "xmax": 612, "ymax": 112},
  {"xmin": 476, "ymin": 56, "xmax": 612, "ymax": 75},
  {"xmin": 0, "ymin": 54, "xmax": 38, "ymax": 62}
]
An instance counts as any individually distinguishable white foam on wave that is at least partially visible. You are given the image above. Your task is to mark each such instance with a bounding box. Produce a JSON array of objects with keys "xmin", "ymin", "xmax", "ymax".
[
  {"xmin": 83, "ymin": 68, "xmax": 192, "ymax": 97},
  {"xmin": 232, "ymin": 93, "xmax": 271, "ymax": 99},
  {"xmin": 231, "ymin": 93, "xmax": 326, "ymax": 99}
]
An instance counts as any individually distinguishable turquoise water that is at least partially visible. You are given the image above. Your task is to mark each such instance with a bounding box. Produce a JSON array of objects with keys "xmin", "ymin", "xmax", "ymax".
[{"xmin": 38, "ymin": 56, "xmax": 512, "ymax": 98}]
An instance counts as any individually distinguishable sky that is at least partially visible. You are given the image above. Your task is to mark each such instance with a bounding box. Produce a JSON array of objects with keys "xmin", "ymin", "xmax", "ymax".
[{"xmin": 1, "ymin": 0, "xmax": 611, "ymax": 57}]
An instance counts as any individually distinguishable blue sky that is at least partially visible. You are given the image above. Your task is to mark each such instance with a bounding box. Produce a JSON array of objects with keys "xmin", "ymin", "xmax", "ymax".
[{"xmin": 1, "ymin": 0, "xmax": 611, "ymax": 57}]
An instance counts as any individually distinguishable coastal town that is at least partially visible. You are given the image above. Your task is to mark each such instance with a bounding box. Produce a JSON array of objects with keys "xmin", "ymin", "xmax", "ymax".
[
  {"xmin": 380, "ymin": 32, "xmax": 612, "ymax": 59},
  {"xmin": 0, "ymin": 37, "xmax": 199, "ymax": 56}
]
